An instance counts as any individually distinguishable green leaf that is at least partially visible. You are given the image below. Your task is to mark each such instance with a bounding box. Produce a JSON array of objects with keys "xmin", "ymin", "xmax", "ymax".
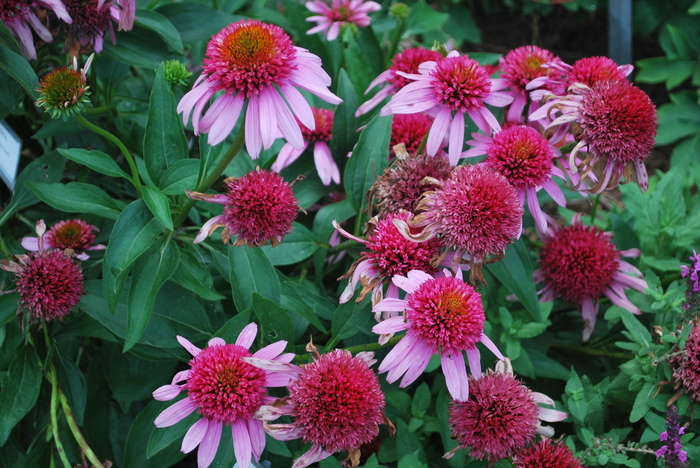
[
  {"xmin": 141, "ymin": 185, "xmax": 174, "ymax": 230},
  {"xmin": 312, "ymin": 199, "xmax": 355, "ymax": 242},
  {"xmin": 124, "ymin": 239, "xmax": 180, "ymax": 351},
  {"xmin": 630, "ymin": 381, "xmax": 656, "ymax": 423},
  {"xmin": 344, "ymin": 114, "xmax": 392, "ymax": 211},
  {"xmin": 159, "ymin": 159, "xmax": 199, "ymax": 195},
  {"xmin": 406, "ymin": 1, "xmax": 449, "ymax": 36},
  {"xmin": 0, "ymin": 293, "xmax": 18, "ymax": 327},
  {"xmin": 0, "ymin": 45, "xmax": 38, "ymax": 98},
  {"xmin": 343, "ymin": 30, "xmax": 377, "ymax": 102},
  {"xmin": 260, "ymin": 223, "xmax": 320, "ymax": 265},
  {"xmin": 107, "ymin": 199, "xmax": 165, "ymax": 276},
  {"xmin": 331, "ymin": 69, "xmax": 360, "ymax": 162},
  {"xmin": 156, "ymin": 3, "xmax": 242, "ymax": 44},
  {"xmin": 171, "ymin": 244, "xmax": 226, "ymax": 301},
  {"xmin": 25, "ymin": 182, "xmax": 123, "ymax": 219},
  {"xmin": 280, "ymin": 281, "xmax": 329, "ymax": 333},
  {"xmin": 103, "ymin": 253, "xmax": 131, "ymax": 314},
  {"xmin": 527, "ymin": 348, "xmax": 570, "ymax": 380},
  {"xmin": 57, "ymin": 148, "xmax": 131, "ymax": 179},
  {"xmin": 55, "ymin": 349, "xmax": 87, "ymax": 426},
  {"xmin": 102, "ymin": 27, "xmax": 170, "ymax": 69},
  {"xmin": 197, "ymin": 138, "xmax": 224, "ymax": 189},
  {"xmin": 147, "ymin": 400, "xmax": 199, "ymax": 458},
  {"xmin": 329, "ymin": 300, "xmax": 371, "ymax": 348},
  {"xmin": 212, "ymin": 311, "xmax": 252, "ymax": 344},
  {"xmin": 565, "ymin": 369, "xmax": 588, "ymax": 422},
  {"xmin": 0, "ymin": 346, "xmax": 42, "ymax": 445},
  {"xmin": 134, "ymin": 9, "xmax": 183, "ymax": 53},
  {"xmin": 516, "ymin": 322, "xmax": 548, "ymax": 338},
  {"xmin": 228, "ymin": 246, "xmax": 281, "ymax": 312},
  {"xmin": 145, "ymin": 64, "xmax": 189, "ymax": 186},
  {"xmin": 486, "ymin": 240, "xmax": 542, "ymax": 322},
  {"xmin": 123, "ymin": 400, "xmax": 186, "ymax": 468},
  {"xmin": 620, "ymin": 310, "xmax": 652, "ymax": 351},
  {"xmin": 252, "ymin": 293, "xmax": 294, "ymax": 347},
  {"xmin": 411, "ymin": 383, "xmax": 431, "ymax": 418}
]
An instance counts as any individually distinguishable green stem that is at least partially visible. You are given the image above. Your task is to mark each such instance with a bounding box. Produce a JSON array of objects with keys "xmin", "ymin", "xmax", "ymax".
[
  {"xmin": 74, "ymin": 113, "xmax": 142, "ymax": 196},
  {"xmin": 173, "ymin": 123, "xmax": 246, "ymax": 229},
  {"xmin": 58, "ymin": 389, "xmax": 103, "ymax": 468},
  {"xmin": 0, "ymin": 235, "xmax": 11, "ymax": 257},
  {"xmin": 344, "ymin": 335, "xmax": 403, "ymax": 354},
  {"xmin": 48, "ymin": 364, "xmax": 72, "ymax": 468},
  {"xmin": 386, "ymin": 19, "xmax": 406, "ymax": 64},
  {"xmin": 590, "ymin": 193, "xmax": 601, "ymax": 224},
  {"xmin": 550, "ymin": 342, "xmax": 633, "ymax": 360}
]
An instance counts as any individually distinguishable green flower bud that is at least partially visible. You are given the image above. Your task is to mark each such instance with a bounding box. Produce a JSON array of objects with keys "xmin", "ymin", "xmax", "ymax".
[
  {"xmin": 389, "ymin": 2, "xmax": 410, "ymax": 20},
  {"xmin": 163, "ymin": 60, "xmax": 192, "ymax": 87}
]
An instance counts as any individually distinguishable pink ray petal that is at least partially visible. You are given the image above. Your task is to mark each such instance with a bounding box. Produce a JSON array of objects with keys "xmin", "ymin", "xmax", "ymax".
[
  {"xmin": 198, "ymin": 419, "xmax": 222, "ymax": 468},
  {"xmin": 154, "ymin": 397, "xmax": 198, "ymax": 428},
  {"xmin": 441, "ymin": 351, "xmax": 469, "ymax": 402},
  {"xmin": 372, "ymin": 316, "xmax": 409, "ymax": 335},
  {"xmin": 247, "ymin": 418, "xmax": 265, "ymax": 460},
  {"xmin": 236, "ymin": 323, "xmax": 258, "ymax": 349},
  {"xmin": 232, "ymin": 419, "xmax": 252, "ymax": 468},
  {"xmin": 182, "ymin": 417, "xmax": 209, "ymax": 453},
  {"xmin": 466, "ymin": 346, "xmax": 481, "ymax": 378},
  {"xmin": 177, "ymin": 336, "xmax": 201, "ymax": 357}
]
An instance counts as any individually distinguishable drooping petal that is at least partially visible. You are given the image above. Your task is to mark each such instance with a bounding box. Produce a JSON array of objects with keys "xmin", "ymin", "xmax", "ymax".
[
  {"xmin": 232, "ymin": 420, "xmax": 252, "ymax": 468},
  {"xmin": 198, "ymin": 420, "xmax": 223, "ymax": 468},
  {"xmin": 441, "ymin": 351, "xmax": 469, "ymax": 402},
  {"xmin": 182, "ymin": 417, "xmax": 209, "ymax": 453}
]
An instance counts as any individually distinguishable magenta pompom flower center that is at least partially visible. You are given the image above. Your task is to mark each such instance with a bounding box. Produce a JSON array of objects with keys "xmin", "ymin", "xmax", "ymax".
[
  {"xmin": 514, "ymin": 438, "xmax": 583, "ymax": 468},
  {"xmin": 569, "ymin": 56, "xmax": 627, "ymax": 87},
  {"xmin": 45, "ymin": 219, "xmax": 96, "ymax": 253},
  {"xmin": 15, "ymin": 250, "xmax": 85, "ymax": 321},
  {"xmin": 388, "ymin": 47, "xmax": 444, "ymax": 90},
  {"xmin": 185, "ymin": 343, "xmax": 267, "ymax": 424},
  {"xmin": 65, "ymin": 0, "xmax": 112, "ymax": 39},
  {"xmin": 485, "ymin": 125, "xmax": 554, "ymax": 189},
  {"xmin": 406, "ymin": 276, "xmax": 485, "ymax": 353},
  {"xmin": 449, "ymin": 371, "xmax": 539, "ymax": 462},
  {"xmin": 289, "ymin": 350, "xmax": 385, "ymax": 453},
  {"xmin": 539, "ymin": 223, "xmax": 620, "ymax": 304},
  {"xmin": 203, "ymin": 20, "xmax": 296, "ymax": 98},
  {"xmin": 430, "ymin": 56, "xmax": 491, "ymax": 112},
  {"xmin": 300, "ymin": 107, "xmax": 333, "ymax": 142},
  {"xmin": 0, "ymin": 1, "xmax": 27, "ymax": 21},
  {"xmin": 501, "ymin": 45, "xmax": 556, "ymax": 92}
]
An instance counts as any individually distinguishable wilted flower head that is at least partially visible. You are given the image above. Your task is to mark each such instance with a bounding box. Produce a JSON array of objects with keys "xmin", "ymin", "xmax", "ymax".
[
  {"xmin": 22, "ymin": 218, "xmax": 105, "ymax": 260},
  {"xmin": 373, "ymin": 146, "xmax": 451, "ymax": 217},
  {"xmin": 62, "ymin": 0, "xmax": 131, "ymax": 56},
  {"xmin": 445, "ymin": 360, "xmax": 567, "ymax": 462},
  {"xmin": 36, "ymin": 55, "xmax": 93, "ymax": 119},
  {"xmin": 185, "ymin": 169, "xmax": 299, "ymax": 247},
  {"xmin": 152, "ymin": 324, "xmax": 294, "ymax": 468},
  {"xmin": 356, "ymin": 47, "xmax": 443, "ymax": 116},
  {"xmin": 1, "ymin": 220, "xmax": 84, "ymax": 323},
  {"xmin": 178, "ymin": 19, "xmax": 341, "ymax": 155},
  {"xmin": 254, "ymin": 347, "xmax": 388, "ymax": 468},
  {"xmin": 0, "ymin": 0, "xmax": 72, "ymax": 59},
  {"xmin": 513, "ymin": 438, "xmax": 583, "ymax": 468},
  {"xmin": 656, "ymin": 406, "xmax": 689, "ymax": 468},
  {"xmin": 271, "ymin": 107, "xmax": 340, "ymax": 185},
  {"xmin": 381, "ymin": 51, "xmax": 514, "ymax": 164},
  {"xmin": 535, "ymin": 214, "xmax": 648, "ymax": 341},
  {"xmin": 305, "ymin": 0, "xmax": 381, "ymax": 41},
  {"xmin": 372, "ymin": 269, "xmax": 503, "ymax": 401}
]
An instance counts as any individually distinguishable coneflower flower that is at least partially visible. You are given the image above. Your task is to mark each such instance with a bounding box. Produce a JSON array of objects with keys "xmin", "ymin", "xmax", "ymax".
[
  {"xmin": 535, "ymin": 213, "xmax": 648, "ymax": 341},
  {"xmin": 249, "ymin": 347, "xmax": 389, "ymax": 468},
  {"xmin": 371, "ymin": 269, "xmax": 503, "ymax": 401},
  {"xmin": 0, "ymin": 220, "xmax": 85, "ymax": 323},
  {"xmin": 305, "ymin": 0, "xmax": 381, "ymax": 41},
  {"xmin": 380, "ymin": 51, "xmax": 514, "ymax": 165},
  {"xmin": 0, "ymin": 0, "xmax": 72, "ymax": 59},
  {"xmin": 62, "ymin": 0, "xmax": 130, "ymax": 56},
  {"xmin": 513, "ymin": 438, "xmax": 583, "ymax": 468},
  {"xmin": 389, "ymin": 113, "xmax": 435, "ymax": 157},
  {"xmin": 36, "ymin": 54, "xmax": 93, "ymax": 120},
  {"xmin": 178, "ymin": 19, "xmax": 342, "ymax": 156},
  {"xmin": 356, "ymin": 47, "xmax": 443, "ymax": 117},
  {"xmin": 185, "ymin": 169, "xmax": 299, "ymax": 247},
  {"xmin": 271, "ymin": 107, "xmax": 340, "ymax": 185},
  {"xmin": 22, "ymin": 218, "xmax": 105, "ymax": 260},
  {"xmin": 152, "ymin": 324, "xmax": 294, "ymax": 468}
]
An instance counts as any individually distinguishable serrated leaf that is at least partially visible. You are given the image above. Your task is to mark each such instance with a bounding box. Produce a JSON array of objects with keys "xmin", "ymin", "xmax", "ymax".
[
  {"xmin": 252, "ymin": 293, "xmax": 294, "ymax": 347},
  {"xmin": 0, "ymin": 346, "xmax": 42, "ymax": 445},
  {"xmin": 142, "ymin": 185, "xmax": 173, "ymax": 230},
  {"xmin": 124, "ymin": 239, "xmax": 180, "ymax": 351},
  {"xmin": 26, "ymin": 182, "xmax": 123, "ymax": 219},
  {"xmin": 57, "ymin": 148, "xmax": 131, "ymax": 179},
  {"xmin": 630, "ymin": 381, "xmax": 655, "ymax": 422},
  {"xmin": 228, "ymin": 246, "xmax": 280, "ymax": 312},
  {"xmin": 107, "ymin": 199, "xmax": 165, "ymax": 276}
]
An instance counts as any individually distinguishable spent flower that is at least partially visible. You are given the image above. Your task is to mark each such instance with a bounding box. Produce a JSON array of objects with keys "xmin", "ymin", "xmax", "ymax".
[
  {"xmin": 0, "ymin": 0, "xmax": 72, "ymax": 59},
  {"xmin": 21, "ymin": 218, "xmax": 105, "ymax": 260}
]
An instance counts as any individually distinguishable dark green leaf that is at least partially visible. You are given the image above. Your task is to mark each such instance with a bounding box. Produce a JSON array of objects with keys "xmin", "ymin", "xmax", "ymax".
[
  {"xmin": 620, "ymin": 310, "xmax": 652, "ymax": 351},
  {"xmin": 197, "ymin": 138, "xmax": 224, "ymax": 189},
  {"xmin": 344, "ymin": 114, "xmax": 392, "ymax": 211},
  {"xmin": 486, "ymin": 240, "xmax": 542, "ymax": 322},
  {"xmin": 527, "ymin": 348, "xmax": 570, "ymax": 380},
  {"xmin": 0, "ymin": 346, "xmax": 42, "ymax": 445},
  {"xmin": 0, "ymin": 21, "xmax": 20, "ymax": 54},
  {"xmin": 565, "ymin": 369, "xmax": 588, "ymax": 422},
  {"xmin": 329, "ymin": 300, "xmax": 371, "ymax": 348},
  {"xmin": 312, "ymin": 198, "xmax": 355, "ymax": 242},
  {"xmin": 252, "ymin": 293, "xmax": 294, "ymax": 348},
  {"xmin": 102, "ymin": 27, "xmax": 170, "ymax": 69},
  {"xmin": 25, "ymin": 181, "xmax": 123, "ymax": 219},
  {"xmin": 125, "ymin": 239, "xmax": 180, "ymax": 351},
  {"xmin": 123, "ymin": 400, "xmax": 186, "ymax": 468},
  {"xmin": 57, "ymin": 148, "xmax": 131, "ymax": 179},
  {"xmin": 0, "ymin": 45, "xmax": 38, "ymax": 98},
  {"xmin": 280, "ymin": 282, "xmax": 329, "ymax": 333},
  {"xmin": 55, "ymin": 349, "xmax": 87, "ymax": 426},
  {"xmin": 159, "ymin": 159, "xmax": 199, "ymax": 195},
  {"xmin": 171, "ymin": 244, "xmax": 226, "ymax": 301},
  {"xmin": 260, "ymin": 223, "xmax": 320, "ymax": 265},
  {"xmin": 228, "ymin": 246, "xmax": 281, "ymax": 312},
  {"xmin": 156, "ymin": 3, "xmax": 242, "ymax": 44},
  {"xmin": 405, "ymin": 1, "xmax": 449, "ymax": 36},
  {"xmin": 145, "ymin": 65, "xmax": 189, "ymax": 186},
  {"xmin": 106, "ymin": 199, "xmax": 165, "ymax": 276},
  {"xmin": 630, "ymin": 381, "xmax": 656, "ymax": 423},
  {"xmin": 411, "ymin": 383, "xmax": 431, "ymax": 418},
  {"xmin": 103, "ymin": 253, "xmax": 131, "ymax": 314},
  {"xmin": 330, "ymin": 69, "xmax": 360, "ymax": 163},
  {"xmin": 212, "ymin": 311, "xmax": 252, "ymax": 343},
  {"xmin": 134, "ymin": 9, "xmax": 183, "ymax": 53},
  {"xmin": 342, "ymin": 29, "xmax": 377, "ymax": 98},
  {"xmin": 141, "ymin": 185, "xmax": 174, "ymax": 230}
]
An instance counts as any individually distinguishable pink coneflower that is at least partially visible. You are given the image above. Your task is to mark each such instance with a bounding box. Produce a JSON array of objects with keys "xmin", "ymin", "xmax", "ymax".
[
  {"xmin": 389, "ymin": 113, "xmax": 435, "ymax": 157},
  {"xmin": 271, "ymin": 107, "xmax": 340, "ymax": 185},
  {"xmin": 0, "ymin": 0, "xmax": 72, "ymax": 59},
  {"xmin": 513, "ymin": 438, "xmax": 583, "ymax": 468},
  {"xmin": 672, "ymin": 324, "xmax": 700, "ymax": 402},
  {"xmin": 356, "ymin": 47, "xmax": 443, "ymax": 117},
  {"xmin": 178, "ymin": 19, "xmax": 342, "ymax": 156},
  {"xmin": 113, "ymin": 0, "xmax": 134, "ymax": 31},
  {"xmin": 373, "ymin": 147, "xmax": 452, "ymax": 217},
  {"xmin": 463, "ymin": 125, "xmax": 566, "ymax": 233},
  {"xmin": 380, "ymin": 51, "xmax": 514, "ymax": 165},
  {"xmin": 36, "ymin": 54, "xmax": 93, "ymax": 120},
  {"xmin": 185, "ymin": 169, "xmax": 299, "ymax": 247},
  {"xmin": 152, "ymin": 324, "xmax": 294, "ymax": 468},
  {"xmin": 251, "ymin": 348, "xmax": 388, "ymax": 468},
  {"xmin": 0, "ymin": 220, "xmax": 84, "ymax": 322},
  {"xmin": 22, "ymin": 219, "xmax": 105, "ymax": 260},
  {"xmin": 530, "ymin": 79, "xmax": 657, "ymax": 194},
  {"xmin": 535, "ymin": 214, "xmax": 648, "ymax": 341},
  {"xmin": 567, "ymin": 56, "xmax": 632, "ymax": 88},
  {"xmin": 305, "ymin": 0, "xmax": 381, "ymax": 41},
  {"xmin": 333, "ymin": 212, "xmax": 443, "ymax": 308},
  {"xmin": 499, "ymin": 46, "xmax": 564, "ymax": 123},
  {"xmin": 371, "ymin": 269, "xmax": 503, "ymax": 401},
  {"xmin": 396, "ymin": 164, "xmax": 523, "ymax": 281}
]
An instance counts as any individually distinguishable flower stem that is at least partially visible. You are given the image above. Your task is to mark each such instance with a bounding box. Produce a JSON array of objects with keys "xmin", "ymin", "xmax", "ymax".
[
  {"xmin": 344, "ymin": 335, "xmax": 402, "ymax": 354},
  {"xmin": 0, "ymin": 235, "xmax": 11, "ymax": 257},
  {"xmin": 550, "ymin": 342, "xmax": 633, "ymax": 360},
  {"xmin": 387, "ymin": 18, "xmax": 407, "ymax": 64},
  {"xmin": 48, "ymin": 364, "xmax": 72, "ymax": 468},
  {"xmin": 590, "ymin": 193, "xmax": 601, "ymax": 223},
  {"xmin": 173, "ymin": 122, "xmax": 246, "ymax": 229},
  {"xmin": 73, "ymin": 113, "xmax": 142, "ymax": 196},
  {"xmin": 58, "ymin": 388, "xmax": 104, "ymax": 468}
]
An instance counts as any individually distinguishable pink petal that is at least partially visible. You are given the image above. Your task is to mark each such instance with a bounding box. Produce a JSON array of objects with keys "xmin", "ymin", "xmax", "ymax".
[
  {"xmin": 364, "ymin": 70, "xmax": 393, "ymax": 94},
  {"xmin": 448, "ymin": 111, "xmax": 465, "ymax": 165},
  {"xmin": 480, "ymin": 333, "xmax": 504, "ymax": 360},
  {"xmin": 232, "ymin": 420, "xmax": 252, "ymax": 468},
  {"xmin": 356, "ymin": 86, "xmax": 393, "ymax": 117},
  {"xmin": 271, "ymin": 143, "xmax": 306, "ymax": 173},
  {"xmin": 236, "ymin": 323, "xmax": 258, "ymax": 349},
  {"xmin": 266, "ymin": 422, "xmax": 305, "ymax": 441},
  {"xmin": 154, "ymin": 397, "xmax": 198, "ymax": 428},
  {"xmin": 270, "ymin": 90, "xmax": 304, "ymax": 150},
  {"xmin": 538, "ymin": 407, "xmax": 568, "ymax": 423},
  {"xmin": 21, "ymin": 237, "xmax": 39, "ymax": 251},
  {"xmin": 313, "ymin": 141, "xmax": 340, "ymax": 185},
  {"xmin": 441, "ymin": 351, "xmax": 469, "ymax": 402},
  {"xmin": 427, "ymin": 107, "xmax": 451, "ymax": 157},
  {"xmin": 258, "ymin": 87, "xmax": 278, "ymax": 149},
  {"xmin": 378, "ymin": 333, "xmax": 417, "ymax": 377},
  {"xmin": 182, "ymin": 417, "xmax": 209, "ymax": 453},
  {"xmin": 253, "ymin": 340, "xmax": 287, "ymax": 360},
  {"xmin": 581, "ymin": 298, "xmax": 599, "ymax": 342},
  {"xmin": 392, "ymin": 270, "xmax": 433, "ymax": 294},
  {"xmin": 247, "ymin": 418, "xmax": 266, "ymax": 460},
  {"xmin": 280, "ymin": 85, "xmax": 314, "ymax": 130},
  {"xmin": 198, "ymin": 419, "xmax": 222, "ymax": 468},
  {"xmin": 177, "ymin": 336, "xmax": 201, "ymax": 357},
  {"xmin": 152, "ymin": 384, "xmax": 182, "ymax": 401},
  {"xmin": 293, "ymin": 443, "xmax": 334, "ymax": 468},
  {"xmin": 245, "ymin": 97, "xmax": 263, "ymax": 159},
  {"xmin": 527, "ymin": 187, "xmax": 547, "ymax": 234},
  {"xmin": 193, "ymin": 215, "xmax": 226, "ymax": 244},
  {"xmin": 208, "ymin": 337, "xmax": 226, "ymax": 347},
  {"xmin": 372, "ymin": 316, "xmax": 409, "ymax": 334},
  {"xmin": 399, "ymin": 339, "xmax": 433, "ymax": 386},
  {"xmin": 466, "ymin": 346, "xmax": 481, "ymax": 378},
  {"xmin": 371, "ymin": 298, "xmax": 407, "ymax": 314}
]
